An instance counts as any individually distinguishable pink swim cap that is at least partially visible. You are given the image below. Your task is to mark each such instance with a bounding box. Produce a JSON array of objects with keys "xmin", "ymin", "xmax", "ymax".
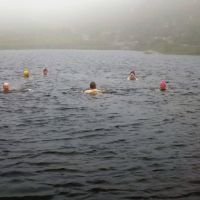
[{"xmin": 160, "ymin": 80, "xmax": 167, "ymax": 90}]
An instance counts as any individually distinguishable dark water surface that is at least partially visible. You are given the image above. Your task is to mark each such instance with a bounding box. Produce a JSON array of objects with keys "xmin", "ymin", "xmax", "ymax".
[{"xmin": 0, "ymin": 50, "xmax": 199, "ymax": 200}]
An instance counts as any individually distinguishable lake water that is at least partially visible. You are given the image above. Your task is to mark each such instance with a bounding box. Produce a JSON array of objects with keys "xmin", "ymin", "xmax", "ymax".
[{"xmin": 0, "ymin": 50, "xmax": 199, "ymax": 200}]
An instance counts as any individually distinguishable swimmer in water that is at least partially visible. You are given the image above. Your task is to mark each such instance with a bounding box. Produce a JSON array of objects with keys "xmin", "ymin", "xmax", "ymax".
[
  {"xmin": 84, "ymin": 82, "xmax": 102, "ymax": 94},
  {"xmin": 23, "ymin": 68, "xmax": 29, "ymax": 78},
  {"xmin": 2, "ymin": 82, "xmax": 11, "ymax": 93},
  {"xmin": 43, "ymin": 68, "xmax": 48, "ymax": 76},
  {"xmin": 2, "ymin": 82, "xmax": 33, "ymax": 93},
  {"xmin": 160, "ymin": 80, "xmax": 167, "ymax": 91},
  {"xmin": 127, "ymin": 71, "xmax": 137, "ymax": 80}
]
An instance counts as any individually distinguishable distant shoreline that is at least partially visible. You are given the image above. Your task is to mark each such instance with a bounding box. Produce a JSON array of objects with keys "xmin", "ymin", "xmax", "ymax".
[{"xmin": 0, "ymin": 47, "xmax": 200, "ymax": 56}]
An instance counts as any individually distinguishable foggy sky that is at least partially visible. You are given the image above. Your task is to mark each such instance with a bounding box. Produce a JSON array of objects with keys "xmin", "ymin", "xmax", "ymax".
[{"xmin": 0, "ymin": 0, "xmax": 142, "ymax": 31}]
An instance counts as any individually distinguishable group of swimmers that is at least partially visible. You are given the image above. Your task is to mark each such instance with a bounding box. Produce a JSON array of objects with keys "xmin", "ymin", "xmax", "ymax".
[
  {"xmin": 2, "ymin": 68, "xmax": 48, "ymax": 93},
  {"xmin": 2, "ymin": 68, "xmax": 167, "ymax": 94},
  {"xmin": 128, "ymin": 70, "xmax": 167, "ymax": 91},
  {"xmin": 83, "ymin": 70, "xmax": 167, "ymax": 94}
]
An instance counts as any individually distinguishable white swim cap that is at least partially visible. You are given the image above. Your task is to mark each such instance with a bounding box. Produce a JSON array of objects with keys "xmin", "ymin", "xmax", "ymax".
[{"xmin": 3, "ymin": 82, "xmax": 9, "ymax": 87}]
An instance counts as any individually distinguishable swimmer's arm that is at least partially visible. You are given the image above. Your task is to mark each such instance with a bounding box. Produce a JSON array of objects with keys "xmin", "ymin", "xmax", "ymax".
[
  {"xmin": 127, "ymin": 76, "xmax": 138, "ymax": 80},
  {"xmin": 83, "ymin": 90, "xmax": 90, "ymax": 94},
  {"xmin": 83, "ymin": 89, "xmax": 92, "ymax": 94},
  {"xmin": 83, "ymin": 89, "xmax": 102, "ymax": 94}
]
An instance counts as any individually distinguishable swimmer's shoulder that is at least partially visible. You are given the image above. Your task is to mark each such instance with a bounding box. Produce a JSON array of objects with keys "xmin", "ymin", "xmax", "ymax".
[
  {"xmin": 84, "ymin": 89, "xmax": 92, "ymax": 94},
  {"xmin": 127, "ymin": 77, "xmax": 138, "ymax": 80},
  {"xmin": 84, "ymin": 89, "xmax": 102, "ymax": 94}
]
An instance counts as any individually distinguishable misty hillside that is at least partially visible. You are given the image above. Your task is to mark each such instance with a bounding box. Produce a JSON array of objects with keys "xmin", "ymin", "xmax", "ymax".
[{"xmin": 1, "ymin": 0, "xmax": 200, "ymax": 54}]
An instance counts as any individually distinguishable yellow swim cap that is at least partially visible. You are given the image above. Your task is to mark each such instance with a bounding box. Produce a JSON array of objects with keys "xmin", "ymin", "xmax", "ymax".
[{"xmin": 23, "ymin": 70, "xmax": 29, "ymax": 77}]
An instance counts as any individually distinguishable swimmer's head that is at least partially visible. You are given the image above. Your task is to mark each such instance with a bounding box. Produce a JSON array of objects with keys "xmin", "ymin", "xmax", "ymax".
[
  {"xmin": 43, "ymin": 68, "xmax": 48, "ymax": 76},
  {"xmin": 129, "ymin": 71, "xmax": 136, "ymax": 80},
  {"xmin": 23, "ymin": 69, "xmax": 29, "ymax": 78},
  {"xmin": 130, "ymin": 71, "xmax": 135, "ymax": 76},
  {"xmin": 160, "ymin": 80, "xmax": 167, "ymax": 91},
  {"xmin": 3, "ymin": 82, "xmax": 10, "ymax": 92},
  {"xmin": 90, "ymin": 82, "xmax": 96, "ymax": 89}
]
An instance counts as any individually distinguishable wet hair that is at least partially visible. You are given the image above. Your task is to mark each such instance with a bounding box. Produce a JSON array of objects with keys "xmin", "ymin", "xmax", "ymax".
[
  {"xmin": 130, "ymin": 71, "xmax": 135, "ymax": 76},
  {"xmin": 43, "ymin": 68, "xmax": 48, "ymax": 75},
  {"xmin": 90, "ymin": 82, "xmax": 96, "ymax": 89}
]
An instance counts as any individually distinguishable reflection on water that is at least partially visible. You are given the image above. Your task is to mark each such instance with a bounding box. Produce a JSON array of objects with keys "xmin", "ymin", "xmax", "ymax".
[{"xmin": 0, "ymin": 50, "xmax": 200, "ymax": 200}]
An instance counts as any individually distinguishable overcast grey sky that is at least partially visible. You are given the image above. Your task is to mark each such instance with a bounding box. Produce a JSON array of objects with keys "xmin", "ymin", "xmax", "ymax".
[{"xmin": 0, "ymin": 0, "xmax": 142, "ymax": 30}]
